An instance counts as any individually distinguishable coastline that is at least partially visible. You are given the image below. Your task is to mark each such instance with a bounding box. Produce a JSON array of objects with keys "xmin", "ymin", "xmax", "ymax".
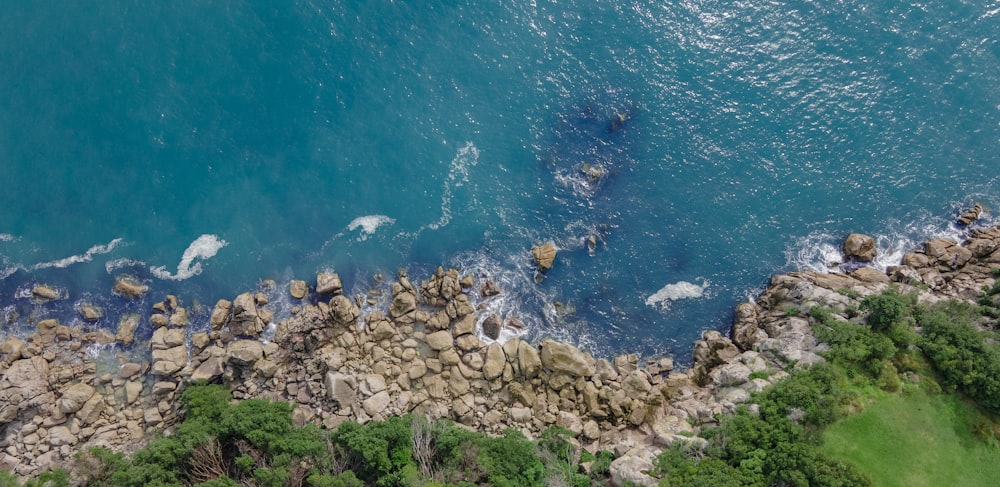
[{"xmin": 2, "ymin": 207, "xmax": 999, "ymax": 484}]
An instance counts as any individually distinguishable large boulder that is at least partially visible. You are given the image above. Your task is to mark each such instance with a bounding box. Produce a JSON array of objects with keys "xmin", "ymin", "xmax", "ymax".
[
  {"xmin": 609, "ymin": 451, "xmax": 658, "ymax": 487},
  {"xmin": 317, "ymin": 272, "xmax": 343, "ymax": 295},
  {"xmin": 325, "ymin": 372, "xmax": 358, "ymax": 408},
  {"xmin": 482, "ymin": 342, "xmax": 506, "ymax": 380},
  {"xmin": 842, "ymin": 233, "xmax": 876, "ymax": 262},
  {"xmin": 230, "ymin": 292, "xmax": 265, "ymax": 336},
  {"xmin": 115, "ymin": 314, "xmax": 140, "ymax": 346},
  {"xmin": 228, "ymin": 340, "xmax": 264, "ymax": 366},
  {"xmin": 481, "ymin": 314, "xmax": 502, "ymax": 341},
  {"xmin": 114, "ymin": 275, "xmax": 148, "ymax": 298},
  {"xmin": 532, "ymin": 242, "xmax": 557, "ymax": 272},
  {"xmin": 58, "ymin": 383, "xmax": 96, "ymax": 414},
  {"xmin": 539, "ymin": 339, "xmax": 595, "ymax": 377},
  {"xmin": 329, "ymin": 295, "xmax": 360, "ymax": 325}
]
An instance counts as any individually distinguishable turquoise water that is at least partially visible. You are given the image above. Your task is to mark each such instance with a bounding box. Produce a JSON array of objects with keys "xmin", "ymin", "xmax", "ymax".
[{"xmin": 1, "ymin": 1, "xmax": 999, "ymax": 360}]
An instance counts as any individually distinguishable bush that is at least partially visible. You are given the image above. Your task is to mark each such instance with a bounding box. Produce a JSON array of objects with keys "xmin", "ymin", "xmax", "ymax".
[
  {"xmin": 918, "ymin": 302, "xmax": 1000, "ymax": 414},
  {"xmin": 859, "ymin": 290, "xmax": 910, "ymax": 332}
]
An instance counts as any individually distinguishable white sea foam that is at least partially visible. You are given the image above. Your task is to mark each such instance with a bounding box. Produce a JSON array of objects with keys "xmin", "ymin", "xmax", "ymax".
[
  {"xmin": 150, "ymin": 234, "xmax": 228, "ymax": 280},
  {"xmin": 645, "ymin": 279, "xmax": 710, "ymax": 309},
  {"xmin": 449, "ymin": 248, "xmax": 546, "ymax": 344},
  {"xmin": 0, "ymin": 234, "xmax": 14, "ymax": 242},
  {"xmin": 347, "ymin": 215, "xmax": 396, "ymax": 241},
  {"xmin": 105, "ymin": 258, "xmax": 146, "ymax": 274},
  {"xmin": 32, "ymin": 238, "xmax": 124, "ymax": 270},
  {"xmin": 425, "ymin": 142, "xmax": 479, "ymax": 231},
  {"xmin": 785, "ymin": 208, "xmax": 973, "ymax": 273}
]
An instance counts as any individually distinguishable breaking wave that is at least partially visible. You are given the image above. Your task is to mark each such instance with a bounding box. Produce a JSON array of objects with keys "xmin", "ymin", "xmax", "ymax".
[
  {"xmin": 645, "ymin": 279, "xmax": 710, "ymax": 310},
  {"xmin": 150, "ymin": 234, "xmax": 228, "ymax": 281}
]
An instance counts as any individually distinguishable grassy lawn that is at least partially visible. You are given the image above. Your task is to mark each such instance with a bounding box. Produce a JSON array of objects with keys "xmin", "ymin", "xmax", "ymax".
[{"xmin": 821, "ymin": 387, "xmax": 1000, "ymax": 487}]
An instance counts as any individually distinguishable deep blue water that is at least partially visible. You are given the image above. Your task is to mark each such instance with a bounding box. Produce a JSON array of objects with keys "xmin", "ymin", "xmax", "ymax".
[{"xmin": 1, "ymin": 1, "xmax": 999, "ymax": 360}]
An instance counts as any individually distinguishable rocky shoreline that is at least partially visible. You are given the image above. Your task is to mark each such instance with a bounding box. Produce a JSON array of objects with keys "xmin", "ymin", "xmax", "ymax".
[{"xmin": 3, "ymin": 207, "xmax": 1000, "ymax": 485}]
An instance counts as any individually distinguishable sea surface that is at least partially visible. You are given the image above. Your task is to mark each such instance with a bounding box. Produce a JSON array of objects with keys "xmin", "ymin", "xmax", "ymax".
[{"xmin": 1, "ymin": 1, "xmax": 999, "ymax": 361}]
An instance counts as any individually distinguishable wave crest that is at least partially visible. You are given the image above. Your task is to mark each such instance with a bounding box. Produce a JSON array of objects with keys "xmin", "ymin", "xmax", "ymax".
[
  {"xmin": 150, "ymin": 234, "xmax": 228, "ymax": 281},
  {"xmin": 645, "ymin": 279, "xmax": 710, "ymax": 309}
]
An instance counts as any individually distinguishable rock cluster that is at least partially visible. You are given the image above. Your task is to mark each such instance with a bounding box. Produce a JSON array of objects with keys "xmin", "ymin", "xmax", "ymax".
[{"xmin": 4, "ymin": 223, "xmax": 1000, "ymax": 485}]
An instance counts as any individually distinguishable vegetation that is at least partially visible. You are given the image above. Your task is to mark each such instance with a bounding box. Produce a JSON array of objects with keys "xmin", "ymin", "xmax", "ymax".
[
  {"xmin": 7, "ymin": 383, "xmax": 612, "ymax": 487},
  {"xmin": 655, "ymin": 287, "xmax": 1000, "ymax": 486}
]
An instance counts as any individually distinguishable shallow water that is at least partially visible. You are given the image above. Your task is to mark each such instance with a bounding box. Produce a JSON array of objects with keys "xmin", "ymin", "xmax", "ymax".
[{"xmin": 1, "ymin": 1, "xmax": 998, "ymax": 360}]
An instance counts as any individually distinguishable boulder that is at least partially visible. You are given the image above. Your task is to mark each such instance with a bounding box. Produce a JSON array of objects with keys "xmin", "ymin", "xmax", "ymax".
[
  {"xmin": 363, "ymin": 391, "xmax": 391, "ymax": 417},
  {"xmin": 151, "ymin": 346, "xmax": 187, "ymax": 376},
  {"xmin": 329, "ymin": 295, "xmax": 360, "ymax": 325},
  {"xmin": 609, "ymin": 452, "xmax": 658, "ymax": 487},
  {"xmin": 317, "ymin": 272, "xmax": 343, "ymax": 295},
  {"xmin": 58, "ymin": 383, "xmax": 96, "ymax": 414},
  {"xmin": 851, "ymin": 267, "xmax": 891, "ymax": 284},
  {"xmin": 47, "ymin": 426, "xmax": 77, "ymax": 447},
  {"xmin": 325, "ymin": 372, "xmax": 358, "ymax": 408},
  {"xmin": 31, "ymin": 284, "xmax": 60, "ymax": 300},
  {"xmin": 518, "ymin": 340, "xmax": 542, "ymax": 379},
  {"xmin": 481, "ymin": 314, "xmax": 502, "ymax": 341},
  {"xmin": 210, "ymin": 299, "xmax": 232, "ymax": 329},
  {"xmin": 482, "ymin": 343, "xmax": 506, "ymax": 380},
  {"xmin": 452, "ymin": 314, "xmax": 476, "ymax": 337},
  {"xmin": 532, "ymin": 242, "xmax": 557, "ymax": 271},
  {"xmin": 539, "ymin": 339, "xmax": 595, "ymax": 377},
  {"xmin": 3, "ymin": 356, "xmax": 51, "ymax": 408},
  {"xmin": 842, "ymin": 233, "xmax": 876, "ymax": 262},
  {"xmin": 115, "ymin": 314, "xmax": 140, "ymax": 346},
  {"xmin": 289, "ymin": 280, "xmax": 308, "ymax": 299},
  {"xmin": 426, "ymin": 331, "xmax": 454, "ymax": 351},
  {"xmin": 230, "ymin": 292, "xmax": 265, "ymax": 336},
  {"xmin": 389, "ymin": 291, "xmax": 417, "ymax": 319},
  {"xmin": 80, "ymin": 305, "xmax": 103, "ymax": 321},
  {"xmin": 958, "ymin": 203, "xmax": 984, "ymax": 226},
  {"xmin": 113, "ymin": 275, "xmax": 148, "ymax": 298},
  {"xmin": 228, "ymin": 340, "xmax": 264, "ymax": 366}
]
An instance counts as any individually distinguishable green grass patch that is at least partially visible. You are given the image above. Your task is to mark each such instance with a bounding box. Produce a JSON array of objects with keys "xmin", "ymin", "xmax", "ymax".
[{"xmin": 821, "ymin": 387, "xmax": 1000, "ymax": 487}]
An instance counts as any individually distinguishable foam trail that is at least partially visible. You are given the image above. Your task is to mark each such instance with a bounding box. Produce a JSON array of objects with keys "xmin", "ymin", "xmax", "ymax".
[
  {"xmin": 347, "ymin": 215, "xmax": 396, "ymax": 241},
  {"xmin": 645, "ymin": 279, "xmax": 710, "ymax": 310},
  {"xmin": 32, "ymin": 238, "xmax": 124, "ymax": 270},
  {"xmin": 0, "ymin": 234, "xmax": 14, "ymax": 242},
  {"xmin": 105, "ymin": 258, "xmax": 146, "ymax": 274},
  {"xmin": 424, "ymin": 142, "xmax": 479, "ymax": 232},
  {"xmin": 150, "ymin": 234, "xmax": 228, "ymax": 280}
]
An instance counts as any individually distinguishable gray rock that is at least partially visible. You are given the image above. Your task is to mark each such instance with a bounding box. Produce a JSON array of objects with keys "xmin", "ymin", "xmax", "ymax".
[
  {"xmin": 609, "ymin": 452, "xmax": 658, "ymax": 487},
  {"xmin": 317, "ymin": 272, "xmax": 343, "ymax": 295},
  {"xmin": 228, "ymin": 340, "xmax": 264, "ymax": 366},
  {"xmin": 540, "ymin": 339, "xmax": 595, "ymax": 377},
  {"xmin": 31, "ymin": 284, "xmax": 60, "ymax": 300},
  {"xmin": 115, "ymin": 314, "xmax": 140, "ymax": 346},
  {"xmin": 114, "ymin": 275, "xmax": 148, "ymax": 298},
  {"xmin": 482, "ymin": 343, "xmax": 506, "ymax": 380},
  {"xmin": 47, "ymin": 426, "xmax": 77, "ymax": 447},
  {"xmin": 290, "ymin": 280, "xmax": 308, "ymax": 299},
  {"xmin": 58, "ymin": 383, "xmax": 96, "ymax": 414},
  {"xmin": 532, "ymin": 242, "xmax": 557, "ymax": 271},
  {"xmin": 325, "ymin": 372, "xmax": 357, "ymax": 408},
  {"xmin": 481, "ymin": 314, "xmax": 502, "ymax": 341},
  {"xmin": 363, "ymin": 391, "xmax": 391, "ymax": 417},
  {"xmin": 426, "ymin": 330, "xmax": 454, "ymax": 351}
]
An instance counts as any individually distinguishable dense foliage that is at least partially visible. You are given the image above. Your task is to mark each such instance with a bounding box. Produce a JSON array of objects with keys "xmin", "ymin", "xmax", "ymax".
[{"xmin": 26, "ymin": 384, "xmax": 610, "ymax": 487}]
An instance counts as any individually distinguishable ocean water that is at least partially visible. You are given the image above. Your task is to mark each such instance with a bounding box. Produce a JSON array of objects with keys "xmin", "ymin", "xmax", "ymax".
[{"xmin": 1, "ymin": 1, "xmax": 999, "ymax": 361}]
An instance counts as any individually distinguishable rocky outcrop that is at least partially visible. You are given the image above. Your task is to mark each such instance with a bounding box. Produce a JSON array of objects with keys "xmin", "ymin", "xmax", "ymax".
[{"xmin": 5, "ymin": 218, "xmax": 1000, "ymax": 482}]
